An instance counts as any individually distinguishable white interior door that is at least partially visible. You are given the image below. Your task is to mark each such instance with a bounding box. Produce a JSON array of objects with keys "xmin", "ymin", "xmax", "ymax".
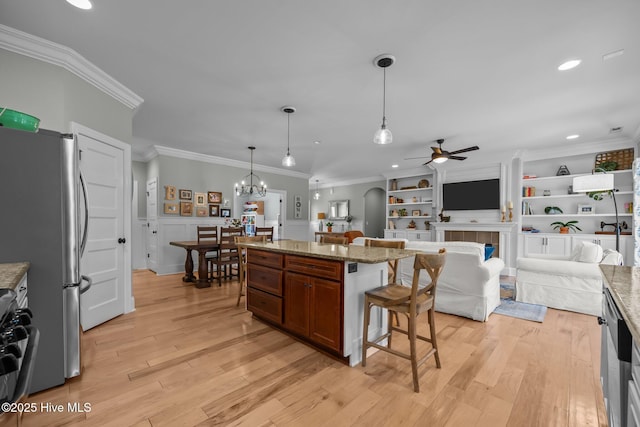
[
  {"xmin": 75, "ymin": 124, "xmax": 130, "ymax": 331},
  {"xmin": 146, "ymin": 178, "xmax": 158, "ymax": 271}
]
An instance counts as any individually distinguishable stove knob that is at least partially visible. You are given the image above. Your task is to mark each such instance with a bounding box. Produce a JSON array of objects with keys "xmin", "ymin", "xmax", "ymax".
[
  {"xmin": 0, "ymin": 353, "xmax": 18, "ymax": 375},
  {"xmin": 0, "ymin": 342, "xmax": 21, "ymax": 358},
  {"xmin": 12, "ymin": 312, "xmax": 31, "ymax": 326},
  {"xmin": 1, "ymin": 325, "xmax": 28, "ymax": 343},
  {"xmin": 15, "ymin": 308, "xmax": 33, "ymax": 318}
]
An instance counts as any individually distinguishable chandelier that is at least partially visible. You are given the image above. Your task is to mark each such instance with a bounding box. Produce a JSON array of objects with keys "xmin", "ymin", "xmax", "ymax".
[{"xmin": 235, "ymin": 146, "xmax": 267, "ymax": 197}]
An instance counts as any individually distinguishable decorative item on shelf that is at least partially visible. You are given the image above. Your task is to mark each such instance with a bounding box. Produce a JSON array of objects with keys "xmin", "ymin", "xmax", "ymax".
[
  {"xmin": 577, "ymin": 204, "xmax": 595, "ymax": 214},
  {"xmin": 424, "ymin": 221, "xmax": 431, "ymax": 230},
  {"xmin": 398, "ymin": 208, "xmax": 408, "ymax": 216},
  {"xmin": 317, "ymin": 212, "xmax": 326, "ymax": 231},
  {"xmin": 600, "ymin": 221, "xmax": 629, "ymax": 233},
  {"xmin": 390, "ymin": 179, "xmax": 398, "ymax": 191},
  {"xmin": 388, "ymin": 195, "xmax": 396, "ymax": 204},
  {"xmin": 508, "ymin": 200, "xmax": 513, "ymax": 222},
  {"xmin": 523, "ymin": 186, "xmax": 536, "ymax": 196},
  {"xmin": 551, "ymin": 220, "xmax": 581, "ymax": 234},
  {"xmin": 407, "ymin": 220, "xmax": 416, "ymax": 229},
  {"xmin": 418, "ymin": 179, "xmax": 429, "ymax": 188},
  {"xmin": 556, "ymin": 165, "xmax": 571, "ymax": 176},
  {"xmin": 396, "ymin": 198, "xmax": 404, "ymax": 203},
  {"xmin": 500, "ymin": 204, "xmax": 506, "ymax": 222},
  {"xmin": 400, "ymin": 186, "xmax": 417, "ymax": 190},
  {"xmin": 412, "ymin": 196, "xmax": 418, "ymax": 202},
  {"xmin": 325, "ymin": 222, "xmax": 333, "ymax": 232},
  {"xmin": 345, "ymin": 214, "xmax": 354, "ymax": 230},
  {"xmin": 438, "ymin": 208, "xmax": 450, "ymax": 222},
  {"xmin": 595, "ymin": 148, "xmax": 633, "ymax": 170},
  {"xmin": 568, "ymin": 185, "xmax": 576, "ymax": 194},
  {"xmin": 625, "ymin": 202, "xmax": 633, "ymax": 213},
  {"xmin": 543, "ymin": 189, "xmax": 551, "ymax": 196},
  {"xmin": 411, "ymin": 209, "xmax": 421, "ymax": 216},
  {"xmin": 544, "ymin": 206, "xmax": 563, "ymax": 214},
  {"xmin": 390, "ymin": 209, "xmax": 399, "ymax": 217},
  {"xmin": 388, "ymin": 220, "xmax": 395, "ymax": 229}
]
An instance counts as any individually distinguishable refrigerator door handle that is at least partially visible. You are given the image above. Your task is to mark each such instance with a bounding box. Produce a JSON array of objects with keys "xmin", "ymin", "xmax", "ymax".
[
  {"xmin": 80, "ymin": 275, "xmax": 92, "ymax": 295},
  {"xmin": 80, "ymin": 172, "xmax": 89, "ymax": 257}
]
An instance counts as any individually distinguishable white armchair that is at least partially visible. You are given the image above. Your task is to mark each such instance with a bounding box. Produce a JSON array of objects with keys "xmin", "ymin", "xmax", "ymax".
[{"xmin": 516, "ymin": 241, "xmax": 623, "ymax": 316}]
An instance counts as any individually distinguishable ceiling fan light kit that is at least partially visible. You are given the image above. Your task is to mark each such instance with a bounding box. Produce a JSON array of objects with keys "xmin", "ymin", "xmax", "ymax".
[
  {"xmin": 281, "ymin": 106, "xmax": 296, "ymax": 167},
  {"xmin": 415, "ymin": 138, "xmax": 479, "ymax": 166},
  {"xmin": 373, "ymin": 54, "xmax": 395, "ymax": 145}
]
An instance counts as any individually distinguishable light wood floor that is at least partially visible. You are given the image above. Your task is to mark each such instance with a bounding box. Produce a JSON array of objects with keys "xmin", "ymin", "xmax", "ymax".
[{"xmin": 16, "ymin": 270, "xmax": 607, "ymax": 427}]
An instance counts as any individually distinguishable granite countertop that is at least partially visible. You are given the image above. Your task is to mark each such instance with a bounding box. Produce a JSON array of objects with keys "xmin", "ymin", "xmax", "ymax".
[
  {"xmin": 0, "ymin": 262, "xmax": 30, "ymax": 290},
  {"xmin": 600, "ymin": 265, "xmax": 640, "ymax": 341},
  {"xmin": 240, "ymin": 239, "xmax": 417, "ymax": 264}
]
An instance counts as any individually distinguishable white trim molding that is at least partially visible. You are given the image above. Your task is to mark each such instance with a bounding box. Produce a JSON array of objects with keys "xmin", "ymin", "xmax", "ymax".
[{"xmin": 0, "ymin": 24, "xmax": 143, "ymax": 110}]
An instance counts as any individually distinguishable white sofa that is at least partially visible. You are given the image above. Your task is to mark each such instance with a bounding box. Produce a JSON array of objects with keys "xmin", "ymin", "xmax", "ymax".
[
  {"xmin": 515, "ymin": 241, "xmax": 623, "ymax": 316},
  {"xmin": 352, "ymin": 238, "xmax": 505, "ymax": 321}
]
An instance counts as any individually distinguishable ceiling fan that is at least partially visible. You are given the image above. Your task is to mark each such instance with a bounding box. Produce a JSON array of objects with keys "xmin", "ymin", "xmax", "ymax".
[{"xmin": 406, "ymin": 139, "xmax": 479, "ymax": 166}]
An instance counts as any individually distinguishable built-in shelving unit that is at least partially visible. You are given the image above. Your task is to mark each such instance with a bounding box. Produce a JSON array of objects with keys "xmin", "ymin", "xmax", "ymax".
[
  {"xmin": 518, "ymin": 148, "xmax": 635, "ymax": 265},
  {"xmin": 385, "ymin": 172, "xmax": 435, "ymax": 241}
]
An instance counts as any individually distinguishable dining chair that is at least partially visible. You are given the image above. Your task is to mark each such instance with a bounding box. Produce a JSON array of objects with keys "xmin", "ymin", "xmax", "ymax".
[
  {"xmin": 197, "ymin": 226, "xmax": 218, "ymax": 279},
  {"xmin": 319, "ymin": 235, "xmax": 348, "ymax": 244},
  {"xmin": 213, "ymin": 227, "xmax": 243, "ymax": 285},
  {"xmin": 343, "ymin": 230, "xmax": 364, "ymax": 243},
  {"xmin": 364, "ymin": 238, "xmax": 406, "ymax": 326},
  {"xmin": 234, "ymin": 235, "xmax": 267, "ymax": 306},
  {"xmin": 361, "ymin": 249, "xmax": 446, "ymax": 392},
  {"xmin": 255, "ymin": 226, "xmax": 274, "ymax": 241}
]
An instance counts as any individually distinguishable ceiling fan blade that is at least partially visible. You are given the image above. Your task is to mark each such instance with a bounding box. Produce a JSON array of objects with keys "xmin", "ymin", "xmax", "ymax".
[
  {"xmin": 431, "ymin": 147, "xmax": 442, "ymax": 154},
  {"xmin": 449, "ymin": 155, "xmax": 467, "ymax": 161},
  {"xmin": 423, "ymin": 159, "xmax": 434, "ymax": 166},
  {"xmin": 404, "ymin": 156, "xmax": 429, "ymax": 160},
  {"xmin": 449, "ymin": 146, "xmax": 479, "ymax": 155}
]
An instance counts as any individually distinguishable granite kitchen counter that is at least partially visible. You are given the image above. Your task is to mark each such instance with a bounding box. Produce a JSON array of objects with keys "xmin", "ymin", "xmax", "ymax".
[
  {"xmin": 600, "ymin": 265, "xmax": 640, "ymax": 342},
  {"xmin": 239, "ymin": 239, "xmax": 416, "ymax": 264},
  {"xmin": 0, "ymin": 262, "xmax": 29, "ymax": 290}
]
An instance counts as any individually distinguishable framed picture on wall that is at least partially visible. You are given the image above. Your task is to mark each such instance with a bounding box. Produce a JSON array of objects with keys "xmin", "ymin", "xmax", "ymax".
[
  {"xmin": 179, "ymin": 189, "xmax": 192, "ymax": 200},
  {"xmin": 220, "ymin": 208, "xmax": 231, "ymax": 218},
  {"xmin": 208, "ymin": 191, "xmax": 222, "ymax": 204},
  {"xmin": 194, "ymin": 192, "xmax": 206, "ymax": 206},
  {"xmin": 180, "ymin": 201, "xmax": 193, "ymax": 216},
  {"xmin": 164, "ymin": 185, "xmax": 176, "ymax": 200},
  {"xmin": 164, "ymin": 203, "xmax": 178, "ymax": 214},
  {"xmin": 209, "ymin": 204, "xmax": 220, "ymax": 217},
  {"xmin": 196, "ymin": 206, "xmax": 208, "ymax": 217},
  {"xmin": 412, "ymin": 209, "xmax": 421, "ymax": 216}
]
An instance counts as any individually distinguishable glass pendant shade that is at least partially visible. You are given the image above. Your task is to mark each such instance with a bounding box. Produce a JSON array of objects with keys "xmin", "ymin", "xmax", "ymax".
[
  {"xmin": 374, "ymin": 121, "xmax": 392, "ymax": 145},
  {"xmin": 282, "ymin": 152, "xmax": 296, "ymax": 167},
  {"xmin": 281, "ymin": 106, "xmax": 296, "ymax": 167}
]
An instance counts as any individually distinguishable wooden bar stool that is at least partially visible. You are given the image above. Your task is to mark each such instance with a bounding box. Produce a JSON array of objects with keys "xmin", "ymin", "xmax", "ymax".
[
  {"xmin": 361, "ymin": 249, "xmax": 446, "ymax": 392},
  {"xmin": 319, "ymin": 235, "xmax": 348, "ymax": 244},
  {"xmin": 364, "ymin": 238, "xmax": 405, "ymax": 327},
  {"xmin": 234, "ymin": 235, "xmax": 266, "ymax": 306}
]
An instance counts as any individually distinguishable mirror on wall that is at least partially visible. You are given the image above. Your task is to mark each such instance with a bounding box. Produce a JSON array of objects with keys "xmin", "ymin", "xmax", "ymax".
[{"xmin": 329, "ymin": 200, "xmax": 349, "ymax": 219}]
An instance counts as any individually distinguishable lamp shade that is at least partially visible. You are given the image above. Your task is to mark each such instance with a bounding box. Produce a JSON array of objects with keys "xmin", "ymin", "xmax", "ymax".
[
  {"xmin": 572, "ymin": 174, "xmax": 614, "ymax": 193},
  {"xmin": 317, "ymin": 212, "xmax": 326, "ymax": 220}
]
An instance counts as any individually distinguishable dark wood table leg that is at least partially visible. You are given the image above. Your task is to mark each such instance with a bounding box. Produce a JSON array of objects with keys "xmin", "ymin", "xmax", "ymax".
[
  {"xmin": 196, "ymin": 248, "xmax": 212, "ymax": 288},
  {"xmin": 182, "ymin": 249, "xmax": 196, "ymax": 282}
]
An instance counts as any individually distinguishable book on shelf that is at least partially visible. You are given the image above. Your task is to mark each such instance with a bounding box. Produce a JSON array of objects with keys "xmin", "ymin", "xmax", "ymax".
[
  {"xmin": 523, "ymin": 174, "xmax": 537, "ymax": 179},
  {"xmin": 521, "ymin": 201, "xmax": 533, "ymax": 215},
  {"xmin": 522, "ymin": 186, "xmax": 536, "ymax": 197}
]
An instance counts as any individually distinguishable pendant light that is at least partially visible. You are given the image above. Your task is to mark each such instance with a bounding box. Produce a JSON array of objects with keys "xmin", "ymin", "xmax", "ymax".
[
  {"xmin": 373, "ymin": 54, "xmax": 395, "ymax": 145},
  {"xmin": 235, "ymin": 146, "xmax": 267, "ymax": 197},
  {"xmin": 281, "ymin": 106, "xmax": 296, "ymax": 167},
  {"xmin": 313, "ymin": 179, "xmax": 321, "ymax": 200}
]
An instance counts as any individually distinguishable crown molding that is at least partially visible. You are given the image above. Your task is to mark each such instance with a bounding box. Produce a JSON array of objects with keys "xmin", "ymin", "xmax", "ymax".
[
  {"xmin": 0, "ymin": 24, "xmax": 143, "ymax": 110},
  {"xmin": 151, "ymin": 145, "xmax": 311, "ymax": 179},
  {"xmin": 314, "ymin": 175, "xmax": 385, "ymax": 189},
  {"xmin": 520, "ymin": 136, "xmax": 635, "ymax": 162}
]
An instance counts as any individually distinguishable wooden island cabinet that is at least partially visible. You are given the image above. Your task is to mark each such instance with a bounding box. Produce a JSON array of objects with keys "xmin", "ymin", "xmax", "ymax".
[{"xmin": 244, "ymin": 240, "xmax": 414, "ymax": 365}]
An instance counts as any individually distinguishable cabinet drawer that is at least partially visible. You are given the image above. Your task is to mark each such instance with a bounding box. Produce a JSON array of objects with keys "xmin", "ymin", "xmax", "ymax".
[
  {"xmin": 285, "ymin": 255, "xmax": 343, "ymax": 281},
  {"xmin": 247, "ymin": 264, "xmax": 283, "ymax": 296},
  {"xmin": 247, "ymin": 288, "xmax": 282, "ymax": 325},
  {"xmin": 247, "ymin": 249, "xmax": 283, "ymax": 269}
]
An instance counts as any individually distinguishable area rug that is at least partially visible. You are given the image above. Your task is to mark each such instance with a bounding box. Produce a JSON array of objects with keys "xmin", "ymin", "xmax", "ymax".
[{"xmin": 494, "ymin": 283, "xmax": 547, "ymax": 322}]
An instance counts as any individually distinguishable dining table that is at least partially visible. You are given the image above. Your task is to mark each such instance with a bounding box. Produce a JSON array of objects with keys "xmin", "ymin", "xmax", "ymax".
[{"xmin": 169, "ymin": 240, "xmax": 219, "ymax": 288}]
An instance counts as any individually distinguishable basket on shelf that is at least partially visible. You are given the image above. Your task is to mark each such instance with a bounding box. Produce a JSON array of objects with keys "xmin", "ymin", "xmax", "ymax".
[{"xmin": 595, "ymin": 148, "xmax": 634, "ymax": 170}]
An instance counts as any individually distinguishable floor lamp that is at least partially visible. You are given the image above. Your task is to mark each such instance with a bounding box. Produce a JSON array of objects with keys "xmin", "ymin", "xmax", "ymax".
[{"xmin": 572, "ymin": 173, "xmax": 619, "ymax": 251}]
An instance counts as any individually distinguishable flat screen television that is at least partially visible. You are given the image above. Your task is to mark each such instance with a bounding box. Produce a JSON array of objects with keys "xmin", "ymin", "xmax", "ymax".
[{"xmin": 442, "ymin": 178, "xmax": 500, "ymax": 210}]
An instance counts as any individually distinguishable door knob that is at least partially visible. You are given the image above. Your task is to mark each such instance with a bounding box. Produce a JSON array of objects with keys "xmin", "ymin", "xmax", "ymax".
[{"xmin": 118, "ymin": 237, "xmax": 126, "ymax": 244}]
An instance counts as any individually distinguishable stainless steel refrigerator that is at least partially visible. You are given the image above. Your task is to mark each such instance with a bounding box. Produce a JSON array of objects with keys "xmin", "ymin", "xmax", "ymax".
[{"xmin": 0, "ymin": 126, "xmax": 90, "ymax": 393}]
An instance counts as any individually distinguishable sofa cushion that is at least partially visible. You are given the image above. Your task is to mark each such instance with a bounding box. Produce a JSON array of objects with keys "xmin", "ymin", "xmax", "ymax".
[
  {"xmin": 569, "ymin": 241, "xmax": 603, "ymax": 263},
  {"xmin": 517, "ymin": 257, "xmax": 602, "ymax": 280}
]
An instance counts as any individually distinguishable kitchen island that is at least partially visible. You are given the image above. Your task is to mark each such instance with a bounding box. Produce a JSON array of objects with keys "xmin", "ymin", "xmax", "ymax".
[{"xmin": 240, "ymin": 240, "xmax": 416, "ymax": 366}]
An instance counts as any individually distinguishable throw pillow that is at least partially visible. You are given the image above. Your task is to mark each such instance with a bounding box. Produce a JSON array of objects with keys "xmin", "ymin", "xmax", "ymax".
[
  {"xmin": 574, "ymin": 241, "xmax": 604, "ymax": 263},
  {"xmin": 484, "ymin": 246, "xmax": 495, "ymax": 261}
]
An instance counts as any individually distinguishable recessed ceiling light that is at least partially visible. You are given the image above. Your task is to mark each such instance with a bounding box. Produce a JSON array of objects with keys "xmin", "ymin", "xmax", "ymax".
[
  {"xmin": 313, "ymin": 140, "xmax": 321, "ymax": 145},
  {"xmin": 391, "ymin": 164, "xmax": 399, "ymax": 168},
  {"xmin": 66, "ymin": 0, "xmax": 92, "ymax": 9},
  {"xmin": 566, "ymin": 134, "xmax": 580, "ymax": 140},
  {"xmin": 558, "ymin": 59, "xmax": 581, "ymax": 71}
]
